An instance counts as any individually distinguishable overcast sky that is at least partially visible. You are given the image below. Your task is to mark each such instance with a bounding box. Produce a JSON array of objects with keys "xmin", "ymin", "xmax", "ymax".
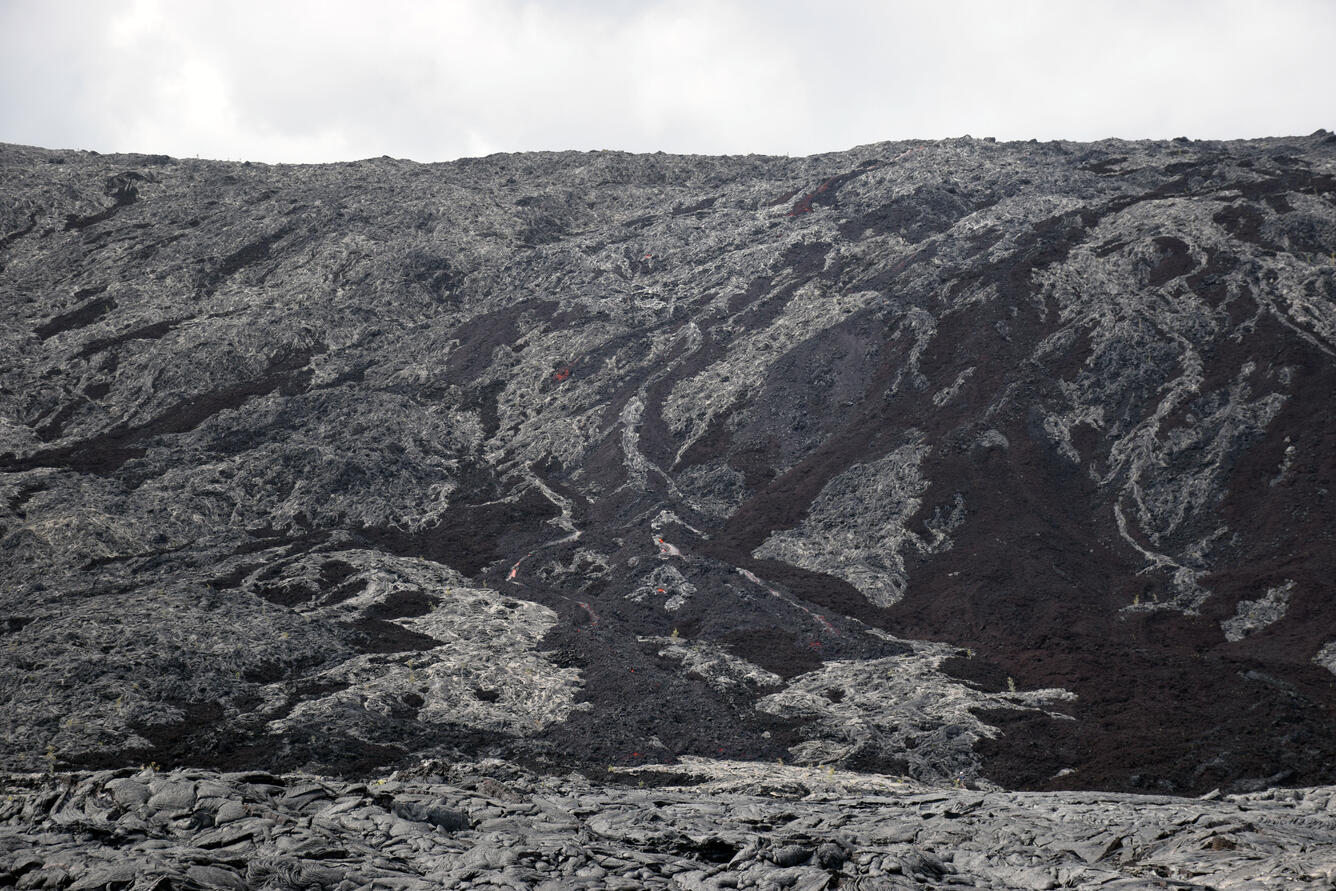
[{"xmin": 2, "ymin": 0, "xmax": 1332, "ymax": 163}]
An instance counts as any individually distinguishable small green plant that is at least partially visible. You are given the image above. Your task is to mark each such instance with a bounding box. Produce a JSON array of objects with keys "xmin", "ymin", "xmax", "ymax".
[
  {"xmin": 1006, "ymin": 676, "xmax": 1017, "ymax": 693},
  {"xmin": 670, "ymin": 628, "xmax": 680, "ymax": 640}
]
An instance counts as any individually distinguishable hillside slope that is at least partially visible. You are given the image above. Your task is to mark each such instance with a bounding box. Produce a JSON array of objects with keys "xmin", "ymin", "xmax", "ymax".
[{"xmin": 2, "ymin": 134, "xmax": 1335, "ymax": 794}]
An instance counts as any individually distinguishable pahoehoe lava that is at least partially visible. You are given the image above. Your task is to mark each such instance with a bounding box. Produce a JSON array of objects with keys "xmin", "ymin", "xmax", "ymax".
[{"xmin": 3, "ymin": 133, "xmax": 1336, "ymax": 805}]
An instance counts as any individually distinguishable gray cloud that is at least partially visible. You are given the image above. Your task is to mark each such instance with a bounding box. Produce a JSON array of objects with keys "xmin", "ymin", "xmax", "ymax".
[{"xmin": 2, "ymin": 0, "xmax": 1333, "ymax": 162}]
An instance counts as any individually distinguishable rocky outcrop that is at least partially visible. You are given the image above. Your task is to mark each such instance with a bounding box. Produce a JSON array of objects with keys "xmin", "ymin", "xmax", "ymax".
[{"xmin": 2, "ymin": 133, "xmax": 1336, "ymax": 799}]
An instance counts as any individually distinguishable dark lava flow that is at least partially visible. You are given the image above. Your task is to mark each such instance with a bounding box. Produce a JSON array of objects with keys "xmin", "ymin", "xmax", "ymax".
[{"xmin": 2, "ymin": 134, "xmax": 1335, "ymax": 795}]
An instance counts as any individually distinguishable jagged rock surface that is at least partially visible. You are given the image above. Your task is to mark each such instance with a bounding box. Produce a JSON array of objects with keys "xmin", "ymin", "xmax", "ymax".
[
  {"xmin": 4, "ymin": 761, "xmax": 1336, "ymax": 890},
  {"xmin": 2, "ymin": 134, "xmax": 1336, "ymax": 800}
]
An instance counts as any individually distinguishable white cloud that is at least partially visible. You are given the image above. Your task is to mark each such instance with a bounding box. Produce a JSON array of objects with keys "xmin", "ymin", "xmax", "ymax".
[{"xmin": 1, "ymin": 0, "xmax": 1332, "ymax": 162}]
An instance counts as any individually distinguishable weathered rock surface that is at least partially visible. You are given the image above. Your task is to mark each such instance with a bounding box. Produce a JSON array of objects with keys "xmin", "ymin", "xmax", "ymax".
[
  {"xmin": 2, "ymin": 133, "xmax": 1336, "ymax": 800},
  {"xmin": 4, "ymin": 762, "xmax": 1336, "ymax": 889}
]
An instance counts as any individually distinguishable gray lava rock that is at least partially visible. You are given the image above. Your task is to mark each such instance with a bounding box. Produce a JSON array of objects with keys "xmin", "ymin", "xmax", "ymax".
[
  {"xmin": 212, "ymin": 800, "xmax": 246, "ymax": 824},
  {"xmin": 104, "ymin": 777, "xmax": 149, "ymax": 806},
  {"xmin": 67, "ymin": 864, "xmax": 140, "ymax": 890},
  {"xmin": 184, "ymin": 865, "xmax": 246, "ymax": 889},
  {"xmin": 389, "ymin": 798, "xmax": 469, "ymax": 831},
  {"xmin": 146, "ymin": 780, "xmax": 195, "ymax": 813},
  {"xmin": 769, "ymin": 844, "xmax": 812, "ymax": 867},
  {"xmin": 813, "ymin": 842, "xmax": 846, "ymax": 870}
]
